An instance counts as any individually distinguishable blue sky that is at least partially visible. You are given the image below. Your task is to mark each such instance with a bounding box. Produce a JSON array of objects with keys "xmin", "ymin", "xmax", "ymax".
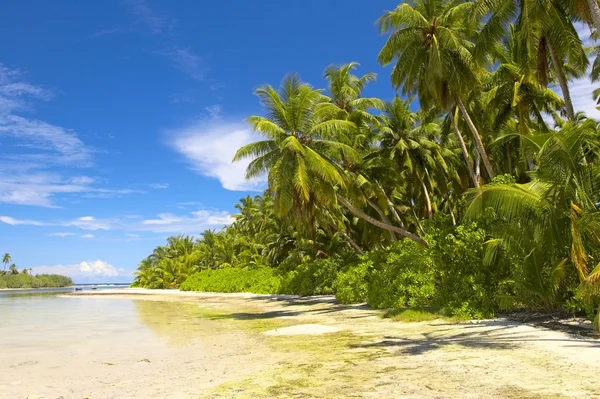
[{"xmin": 1, "ymin": 1, "xmax": 598, "ymax": 283}]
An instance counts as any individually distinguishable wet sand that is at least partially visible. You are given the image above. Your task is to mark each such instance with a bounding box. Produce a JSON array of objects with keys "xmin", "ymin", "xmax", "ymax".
[{"xmin": 2, "ymin": 288, "xmax": 599, "ymax": 398}]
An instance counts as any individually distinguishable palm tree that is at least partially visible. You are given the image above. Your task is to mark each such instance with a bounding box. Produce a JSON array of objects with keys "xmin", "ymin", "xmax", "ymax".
[
  {"xmin": 376, "ymin": 98, "xmax": 455, "ymax": 219},
  {"xmin": 234, "ymin": 74, "xmax": 427, "ymax": 246},
  {"xmin": 322, "ymin": 62, "xmax": 384, "ymax": 148},
  {"xmin": 2, "ymin": 253, "xmax": 11, "ymax": 272},
  {"xmin": 483, "ymin": 25, "xmax": 564, "ymax": 173},
  {"xmin": 564, "ymin": 0, "xmax": 600, "ymax": 38},
  {"xmin": 465, "ymin": 120, "xmax": 600, "ymax": 327},
  {"xmin": 476, "ymin": 0, "xmax": 588, "ymax": 121},
  {"xmin": 377, "ymin": 0, "xmax": 494, "ymax": 183}
]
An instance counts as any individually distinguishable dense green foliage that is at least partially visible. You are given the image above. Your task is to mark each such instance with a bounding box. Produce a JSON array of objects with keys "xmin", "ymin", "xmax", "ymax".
[
  {"xmin": 180, "ymin": 268, "xmax": 281, "ymax": 294},
  {"xmin": 0, "ymin": 273, "xmax": 73, "ymax": 289},
  {"xmin": 134, "ymin": 0, "xmax": 600, "ymax": 329},
  {"xmin": 0, "ymin": 252, "xmax": 72, "ymax": 289}
]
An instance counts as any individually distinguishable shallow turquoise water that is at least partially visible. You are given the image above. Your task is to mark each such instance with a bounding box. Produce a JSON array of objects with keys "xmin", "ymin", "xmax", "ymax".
[{"xmin": 0, "ymin": 292, "xmax": 235, "ymax": 398}]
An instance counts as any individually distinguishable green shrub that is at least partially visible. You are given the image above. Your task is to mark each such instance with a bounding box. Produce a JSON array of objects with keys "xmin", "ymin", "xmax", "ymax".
[
  {"xmin": 335, "ymin": 241, "xmax": 435, "ymax": 309},
  {"xmin": 428, "ymin": 221, "xmax": 506, "ymax": 319},
  {"xmin": 335, "ymin": 261, "xmax": 370, "ymax": 304},
  {"xmin": 279, "ymin": 257, "xmax": 342, "ymax": 295},
  {"xmin": 180, "ymin": 267, "xmax": 281, "ymax": 294}
]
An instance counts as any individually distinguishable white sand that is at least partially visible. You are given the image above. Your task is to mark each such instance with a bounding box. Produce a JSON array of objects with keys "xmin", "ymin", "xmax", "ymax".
[{"xmin": 3, "ymin": 289, "xmax": 600, "ymax": 398}]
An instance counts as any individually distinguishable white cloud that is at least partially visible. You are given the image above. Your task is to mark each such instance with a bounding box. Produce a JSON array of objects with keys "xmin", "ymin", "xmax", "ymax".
[
  {"xmin": 140, "ymin": 209, "xmax": 234, "ymax": 233},
  {"xmin": 65, "ymin": 216, "xmax": 112, "ymax": 231},
  {"xmin": 0, "ymin": 115, "xmax": 91, "ymax": 163},
  {"xmin": 169, "ymin": 121, "xmax": 266, "ymax": 191},
  {"xmin": 0, "ymin": 208, "xmax": 233, "ymax": 235},
  {"xmin": 81, "ymin": 234, "xmax": 94, "ymax": 239},
  {"xmin": 0, "ymin": 64, "xmax": 138, "ymax": 207},
  {"xmin": 0, "ymin": 216, "xmax": 46, "ymax": 226},
  {"xmin": 31, "ymin": 259, "xmax": 128, "ymax": 280},
  {"xmin": 0, "ymin": 170, "xmax": 97, "ymax": 207},
  {"xmin": 48, "ymin": 232, "xmax": 76, "ymax": 237}
]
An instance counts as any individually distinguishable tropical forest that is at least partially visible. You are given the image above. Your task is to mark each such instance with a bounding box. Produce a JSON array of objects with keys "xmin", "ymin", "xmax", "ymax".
[{"xmin": 133, "ymin": 0, "xmax": 600, "ymax": 330}]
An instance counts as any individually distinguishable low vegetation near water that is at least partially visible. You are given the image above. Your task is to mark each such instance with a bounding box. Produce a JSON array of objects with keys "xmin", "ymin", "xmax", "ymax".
[
  {"xmin": 0, "ymin": 273, "xmax": 73, "ymax": 289},
  {"xmin": 133, "ymin": 0, "xmax": 600, "ymax": 330},
  {"xmin": 0, "ymin": 253, "xmax": 73, "ymax": 289}
]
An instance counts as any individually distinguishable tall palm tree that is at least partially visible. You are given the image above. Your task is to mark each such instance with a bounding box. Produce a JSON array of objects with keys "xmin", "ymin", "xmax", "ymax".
[
  {"xmin": 234, "ymin": 74, "xmax": 427, "ymax": 246},
  {"xmin": 2, "ymin": 253, "xmax": 11, "ymax": 272},
  {"xmin": 377, "ymin": 0, "xmax": 495, "ymax": 183},
  {"xmin": 476, "ymin": 0, "xmax": 588, "ymax": 121},
  {"xmin": 376, "ymin": 97, "xmax": 454, "ymax": 219},
  {"xmin": 322, "ymin": 62, "xmax": 384, "ymax": 149}
]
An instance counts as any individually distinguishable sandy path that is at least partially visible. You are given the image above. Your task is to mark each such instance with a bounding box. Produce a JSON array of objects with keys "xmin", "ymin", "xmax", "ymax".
[{"xmin": 3, "ymin": 289, "xmax": 600, "ymax": 398}]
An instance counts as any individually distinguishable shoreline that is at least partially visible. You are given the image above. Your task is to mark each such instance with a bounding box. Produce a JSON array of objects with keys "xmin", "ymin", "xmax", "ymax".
[
  {"xmin": 0, "ymin": 286, "xmax": 74, "ymax": 291},
  {"xmin": 65, "ymin": 287, "xmax": 313, "ymax": 300},
  {"xmin": 4, "ymin": 287, "xmax": 600, "ymax": 398},
  {"xmin": 67, "ymin": 288, "xmax": 597, "ymax": 337}
]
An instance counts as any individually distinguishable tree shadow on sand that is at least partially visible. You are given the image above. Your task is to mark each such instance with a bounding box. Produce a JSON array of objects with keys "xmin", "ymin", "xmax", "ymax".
[{"xmin": 351, "ymin": 319, "xmax": 600, "ymax": 356}]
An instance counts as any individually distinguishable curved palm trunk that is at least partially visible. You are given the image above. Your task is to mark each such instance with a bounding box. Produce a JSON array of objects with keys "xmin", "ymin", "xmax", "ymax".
[
  {"xmin": 341, "ymin": 231, "xmax": 365, "ymax": 255},
  {"xmin": 387, "ymin": 199, "xmax": 405, "ymax": 228},
  {"xmin": 336, "ymin": 194, "xmax": 428, "ymax": 247},
  {"xmin": 411, "ymin": 207, "xmax": 427, "ymax": 235},
  {"xmin": 548, "ymin": 42, "xmax": 576, "ymax": 121},
  {"xmin": 375, "ymin": 183, "xmax": 406, "ymax": 228},
  {"xmin": 450, "ymin": 110, "xmax": 479, "ymax": 188},
  {"xmin": 586, "ymin": 0, "xmax": 600, "ymax": 44},
  {"xmin": 448, "ymin": 203, "xmax": 456, "ymax": 226},
  {"xmin": 456, "ymin": 98, "xmax": 495, "ymax": 180},
  {"xmin": 475, "ymin": 149, "xmax": 481, "ymax": 183},
  {"xmin": 421, "ymin": 181, "xmax": 433, "ymax": 219},
  {"xmin": 367, "ymin": 199, "xmax": 397, "ymax": 242}
]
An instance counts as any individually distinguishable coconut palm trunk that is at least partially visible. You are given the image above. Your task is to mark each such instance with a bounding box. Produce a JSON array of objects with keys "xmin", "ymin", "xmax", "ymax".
[
  {"xmin": 586, "ymin": 0, "xmax": 600, "ymax": 38},
  {"xmin": 367, "ymin": 199, "xmax": 397, "ymax": 241},
  {"xmin": 336, "ymin": 194, "xmax": 428, "ymax": 247},
  {"xmin": 421, "ymin": 181, "xmax": 433, "ymax": 219},
  {"xmin": 456, "ymin": 98, "xmax": 495, "ymax": 180},
  {"xmin": 340, "ymin": 231, "xmax": 365, "ymax": 255},
  {"xmin": 547, "ymin": 42, "xmax": 576, "ymax": 121},
  {"xmin": 450, "ymin": 110, "xmax": 480, "ymax": 187}
]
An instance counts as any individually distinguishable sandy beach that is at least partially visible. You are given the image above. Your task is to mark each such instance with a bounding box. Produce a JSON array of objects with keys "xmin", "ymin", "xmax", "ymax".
[{"xmin": 1, "ymin": 288, "xmax": 599, "ymax": 398}]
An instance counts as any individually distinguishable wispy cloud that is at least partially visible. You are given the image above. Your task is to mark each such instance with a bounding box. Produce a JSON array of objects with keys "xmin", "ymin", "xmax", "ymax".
[
  {"xmin": 48, "ymin": 232, "xmax": 76, "ymax": 237},
  {"xmin": 0, "ymin": 216, "xmax": 47, "ymax": 226},
  {"xmin": 90, "ymin": 27, "xmax": 127, "ymax": 38},
  {"xmin": 169, "ymin": 120, "xmax": 266, "ymax": 191},
  {"xmin": 158, "ymin": 46, "xmax": 207, "ymax": 81},
  {"xmin": 81, "ymin": 234, "xmax": 94, "ymax": 239},
  {"xmin": 140, "ymin": 210, "xmax": 233, "ymax": 233},
  {"xmin": 65, "ymin": 216, "xmax": 113, "ymax": 231},
  {"xmin": 122, "ymin": 0, "xmax": 209, "ymax": 83},
  {"xmin": 0, "ymin": 166, "xmax": 141, "ymax": 207},
  {"xmin": 0, "ymin": 208, "xmax": 233, "ymax": 235},
  {"xmin": 148, "ymin": 183, "xmax": 169, "ymax": 189},
  {"xmin": 125, "ymin": 0, "xmax": 167, "ymax": 34}
]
